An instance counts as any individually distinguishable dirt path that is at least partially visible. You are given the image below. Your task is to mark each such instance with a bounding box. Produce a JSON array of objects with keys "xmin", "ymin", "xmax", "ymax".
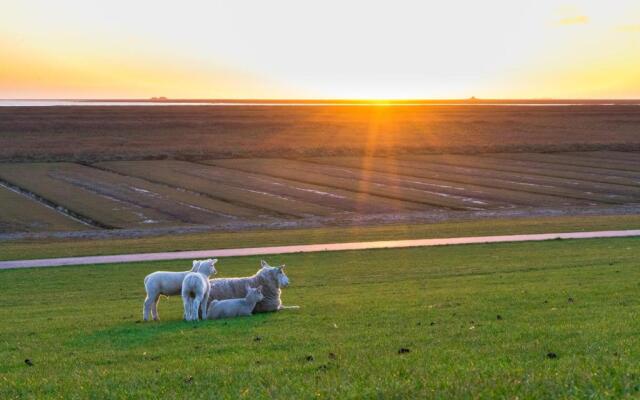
[{"xmin": 2, "ymin": 229, "xmax": 639, "ymax": 270}]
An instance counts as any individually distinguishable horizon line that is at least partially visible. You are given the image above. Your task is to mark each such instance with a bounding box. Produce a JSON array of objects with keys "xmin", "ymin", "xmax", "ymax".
[{"xmin": 2, "ymin": 98, "xmax": 640, "ymax": 103}]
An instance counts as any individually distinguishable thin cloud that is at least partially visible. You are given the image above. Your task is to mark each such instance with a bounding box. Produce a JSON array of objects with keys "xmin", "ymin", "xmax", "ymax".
[
  {"xmin": 618, "ymin": 24, "xmax": 640, "ymax": 32},
  {"xmin": 558, "ymin": 15, "xmax": 589, "ymax": 25}
]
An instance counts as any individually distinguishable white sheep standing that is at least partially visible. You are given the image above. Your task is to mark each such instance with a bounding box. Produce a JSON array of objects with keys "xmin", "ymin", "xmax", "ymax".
[
  {"xmin": 207, "ymin": 285, "xmax": 264, "ymax": 319},
  {"xmin": 181, "ymin": 260, "xmax": 216, "ymax": 321},
  {"xmin": 209, "ymin": 260, "xmax": 297, "ymax": 313},
  {"xmin": 143, "ymin": 258, "xmax": 218, "ymax": 321}
]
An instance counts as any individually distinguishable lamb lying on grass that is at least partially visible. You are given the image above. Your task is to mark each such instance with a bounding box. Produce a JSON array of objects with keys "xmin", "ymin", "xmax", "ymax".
[
  {"xmin": 182, "ymin": 260, "xmax": 216, "ymax": 321},
  {"xmin": 207, "ymin": 286, "xmax": 264, "ymax": 319},
  {"xmin": 209, "ymin": 260, "xmax": 297, "ymax": 313},
  {"xmin": 143, "ymin": 258, "xmax": 217, "ymax": 321}
]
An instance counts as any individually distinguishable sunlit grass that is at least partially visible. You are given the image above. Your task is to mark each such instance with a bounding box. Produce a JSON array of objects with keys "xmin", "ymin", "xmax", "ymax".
[{"xmin": 1, "ymin": 238, "xmax": 639, "ymax": 398}]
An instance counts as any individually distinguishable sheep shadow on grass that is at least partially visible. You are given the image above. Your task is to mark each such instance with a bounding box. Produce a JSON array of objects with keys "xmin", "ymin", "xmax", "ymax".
[{"xmin": 72, "ymin": 313, "xmax": 274, "ymax": 351}]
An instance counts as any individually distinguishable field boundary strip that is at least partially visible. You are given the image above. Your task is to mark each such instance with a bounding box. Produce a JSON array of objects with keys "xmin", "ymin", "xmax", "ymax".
[
  {"xmin": 1, "ymin": 229, "xmax": 639, "ymax": 270},
  {"xmin": 0, "ymin": 179, "xmax": 112, "ymax": 229}
]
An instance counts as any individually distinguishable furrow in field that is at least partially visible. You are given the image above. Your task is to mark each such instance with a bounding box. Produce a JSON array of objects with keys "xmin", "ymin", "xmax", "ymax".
[
  {"xmin": 565, "ymin": 151, "xmax": 640, "ymax": 164},
  {"xmin": 304, "ymin": 156, "xmax": 640, "ymax": 204},
  {"xmin": 0, "ymin": 183, "xmax": 88, "ymax": 233},
  {"xmin": 316, "ymin": 156, "xmax": 640, "ymax": 197},
  {"xmin": 0, "ymin": 164, "xmax": 135, "ymax": 228},
  {"xmin": 298, "ymin": 157, "xmax": 611, "ymax": 206},
  {"xmin": 95, "ymin": 160, "xmax": 338, "ymax": 218},
  {"xmin": 57, "ymin": 166, "xmax": 264, "ymax": 223},
  {"xmin": 0, "ymin": 163, "xmax": 264, "ymax": 229},
  {"xmin": 205, "ymin": 159, "xmax": 502, "ymax": 210},
  {"xmin": 488, "ymin": 152, "xmax": 640, "ymax": 173},
  {"xmin": 399, "ymin": 154, "xmax": 640, "ymax": 187},
  {"xmin": 178, "ymin": 162, "xmax": 428, "ymax": 213}
]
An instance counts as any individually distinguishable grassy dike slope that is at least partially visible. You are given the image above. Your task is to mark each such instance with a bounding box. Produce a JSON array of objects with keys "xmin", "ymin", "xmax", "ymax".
[
  {"xmin": 2, "ymin": 214, "xmax": 640, "ymax": 261},
  {"xmin": 1, "ymin": 237, "xmax": 639, "ymax": 398}
]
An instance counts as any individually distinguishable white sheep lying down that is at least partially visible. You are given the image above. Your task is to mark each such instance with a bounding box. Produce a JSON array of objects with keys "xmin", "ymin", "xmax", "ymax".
[
  {"xmin": 209, "ymin": 260, "xmax": 296, "ymax": 313},
  {"xmin": 207, "ymin": 286, "xmax": 264, "ymax": 319},
  {"xmin": 143, "ymin": 258, "xmax": 217, "ymax": 321}
]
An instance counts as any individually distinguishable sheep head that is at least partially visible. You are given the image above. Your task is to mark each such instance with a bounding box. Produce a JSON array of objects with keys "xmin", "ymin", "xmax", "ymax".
[
  {"xmin": 246, "ymin": 285, "xmax": 264, "ymax": 303},
  {"xmin": 258, "ymin": 260, "xmax": 289, "ymax": 288},
  {"xmin": 194, "ymin": 258, "xmax": 218, "ymax": 277}
]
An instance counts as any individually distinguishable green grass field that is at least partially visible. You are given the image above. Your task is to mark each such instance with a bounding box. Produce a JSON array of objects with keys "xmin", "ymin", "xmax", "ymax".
[{"xmin": 1, "ymin": 237, "xmax": 639, "ymax": 398}]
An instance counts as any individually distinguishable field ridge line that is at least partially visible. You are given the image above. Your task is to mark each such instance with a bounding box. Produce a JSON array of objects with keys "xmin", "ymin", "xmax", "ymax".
[{"xmin": 2, "ymin": 229, "xmax": 639, "ymax": 270}]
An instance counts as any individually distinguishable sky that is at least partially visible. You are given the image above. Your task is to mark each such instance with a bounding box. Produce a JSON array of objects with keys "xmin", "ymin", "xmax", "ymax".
[{"xmin": 1, "ymin": 0, "xmax": 639, "ymax": 99}]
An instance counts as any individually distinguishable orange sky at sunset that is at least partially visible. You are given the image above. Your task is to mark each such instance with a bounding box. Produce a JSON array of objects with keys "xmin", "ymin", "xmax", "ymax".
[{"xmin": 1, "ymin": 0, "xmax": 639, "ymax": 99}]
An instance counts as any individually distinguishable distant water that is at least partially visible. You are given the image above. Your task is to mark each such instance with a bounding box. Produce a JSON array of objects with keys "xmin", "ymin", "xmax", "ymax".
[
  {"xmin": 0, "ymin": 100, "xmax": 637, "ymax": 107},
  {"xmin": 0, "ymin": 100, "xmax": 219, "ymax": 107}
]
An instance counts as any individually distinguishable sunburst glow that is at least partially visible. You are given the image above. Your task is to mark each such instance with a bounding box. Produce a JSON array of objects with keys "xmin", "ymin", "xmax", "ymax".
[{"xmin": 1, "ymin": 0, "xmax": 639, "ymax": 99}]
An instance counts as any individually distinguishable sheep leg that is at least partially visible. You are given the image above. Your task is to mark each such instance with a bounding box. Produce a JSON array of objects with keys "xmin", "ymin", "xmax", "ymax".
[
  {"xmin": 151, "ymin": 295, "xmax": 160, "ymax": 321},
  {"xmin": 200, "ymin": 297, "xmax": 208, "ymax": 321},
  {"xmin": 193, "ymin": 299, "xmax": 201, "ymax": 321},
  {"xmin": 143, "ymin": 294, "xmax": 156, "ymax": 321},
  {"xmin": 183, "ymin": 297, "xmax": 191, "ymax": 321}
]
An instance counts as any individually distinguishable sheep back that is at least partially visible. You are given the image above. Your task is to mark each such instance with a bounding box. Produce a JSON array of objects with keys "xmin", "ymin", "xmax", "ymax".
[
  {"xmin": 144, "ymin": 271, "xmax": 190, "ymax": 297},
  {"xmin": 209, "ymin": 275, "xmax": 281, "ymax": 313}
]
